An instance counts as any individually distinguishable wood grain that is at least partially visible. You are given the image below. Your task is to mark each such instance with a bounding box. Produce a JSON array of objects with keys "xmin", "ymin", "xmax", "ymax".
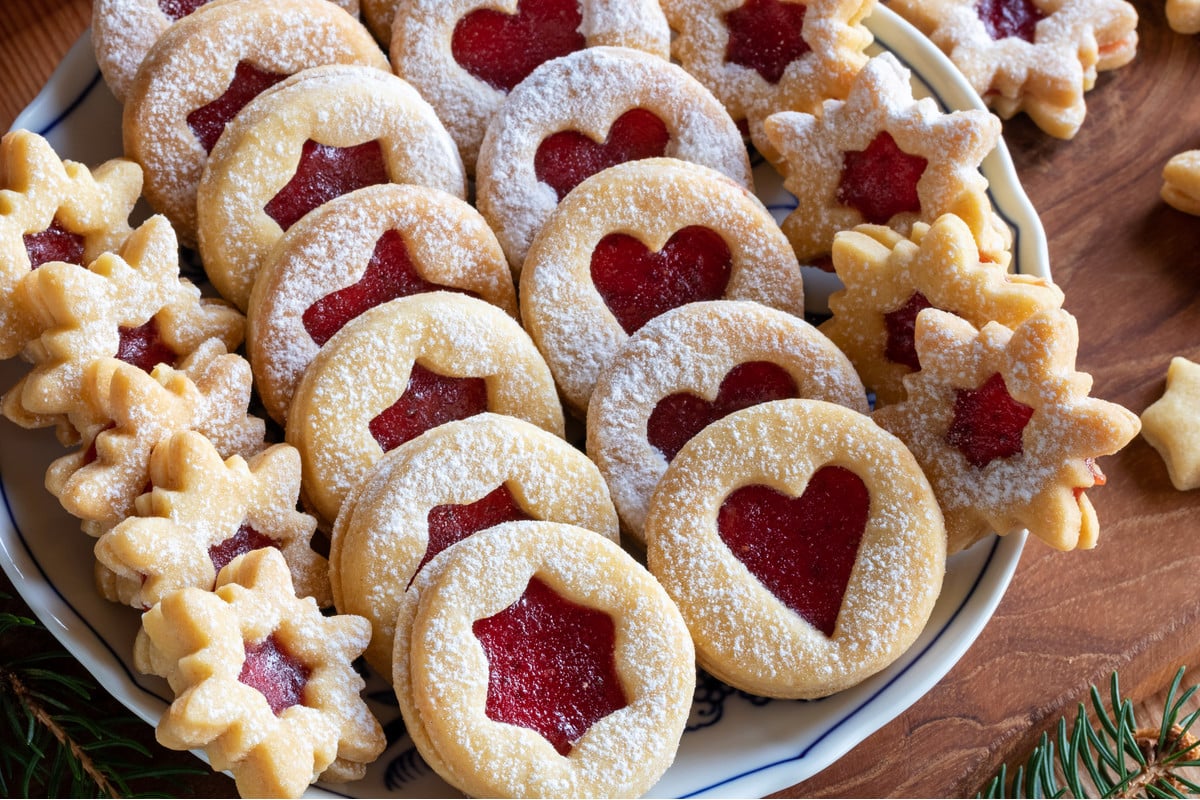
[{"xmin": 2, "ymin": 1, "xmax": 1199, "ymax": 798}]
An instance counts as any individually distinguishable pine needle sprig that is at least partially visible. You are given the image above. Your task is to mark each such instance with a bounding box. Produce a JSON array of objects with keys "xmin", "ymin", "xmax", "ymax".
[{"xmin": 981, "ymin": 667, "xmax": 1200, "ymax": 799}]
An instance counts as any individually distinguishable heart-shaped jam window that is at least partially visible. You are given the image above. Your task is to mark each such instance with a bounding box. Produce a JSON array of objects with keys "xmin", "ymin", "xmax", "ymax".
[
  {"xmin": 451, "ymin": 0, "xmax": 585, "ymax": 93},
  {"xmin": 264, "ymin": 139, "xmax": 390, "ymax": 232},
  {"xmin": 239, "ymin": 632, "xmax": 310, "ymax": 716},
  {"xmin": 187, "ymin": 61, "xmax": 289, "ymax": 155},
  {"xmin": 472, "ymin": 576, "xmax": 627, "ymax": 756},
  {"xmin": 534, "ymin": 109, "xmax": 671, "ymax": 201},
  {"xmin": 302, "ymin": 230, "xmax": 472, "ymax": 347},
  {"xmin": 24, "ymin": 220, "xmax": 85, "ymax": 268},
  {"xmin": 369, "ymin": 363, "xmax": 488, "ymax": 453},
  {"xmin": 412, "ymin": 484, "xmax": 532, "ymax": 586},
  {"xmin": 158, "ymin": 0, "xmax": 209, "ymax": 21},
  {"xmin": 647, "ymin": 361, "xmax": 799, "ymax": 461},
  {"xmin": 590, "ymin": 226, "xmax": 733, "ymax": 335},
  {"xmin": 116, "ymin": 318, "xmax": 178, "ymax": 374},
  {"xmin": 974, "ymin": 0, "xmax": 1044, "ymax": 41},
  {"xmin": 946, "ymin": 372, "xmax": 1034, "ymax": 468},
  {"xmin": 883, "ymin": 291, "xmax": 934, "ymax": 372},
  {"xmin": 724, "ymin": 0, "xmax": 811, "ymax": 84},
  {"xmin": 836, "ymin": 131, "xmax": 928, "ymax": 225},
  {"xmin": 208, "ymin": 522, "xmax": 276, "ymax": 576},
  {"xmin": 717, "ymin": 466, "xmax": 870, "ymax": 637}
]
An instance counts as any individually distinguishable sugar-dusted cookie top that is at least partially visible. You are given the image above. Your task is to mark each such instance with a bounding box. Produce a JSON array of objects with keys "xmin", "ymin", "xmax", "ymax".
[
  {"xmin": 763, "ymin": 53, "xmax": 1010, "ymax": 269},
  {"xmin": 134, "ymin": 548, "xmax": 385, "ymax": 798},
  {"xmin": 887, "ymin": 0, "xmax": 1137, "ymax": 138},
  {"xmin": 1162, "ymin": 151, "xmax": 1200, "ymax": 216},
  {"xmin": 820, "ymin": 214, "xmax": 1062, "ymax": 406},
  {"xmin": 1140, "ymin": 356, "xmax": 1200, "ymax": 491},
  {"xmin": 873, "ymin": 307, "xmax": 1141, "ymax": 553}
]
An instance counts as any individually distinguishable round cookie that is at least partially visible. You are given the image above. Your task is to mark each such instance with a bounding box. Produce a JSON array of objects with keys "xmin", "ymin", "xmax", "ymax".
[
  {"xmin": 587, "ymin": 300, "xmax": 868, "ymax": 543},
  {"xmin": 475, "ymin": 45, "xmax": 753, "ymax": 272},
  {"xmin": 330, "ymin": 412, "xmax": 619, "ymax": 677},
  {"xmin": 402, "ymin": 521, "xmax": 695, "ymax": 798},
  {"xmin": 285, "ymin": 292, "xmax": 564, "ymax": 528},
  {"xmin": 644, "ymin": 398, "xmax": 947, "ymax": 699},
  {"xmin": 519, "ymin": 157, "xmax": 805, "ymax": 416},
  {"xmin": 122, "ymin": 0, "xmax": 387, "ymax": 248},
  {"xmin": 246, "ymin": 184, "xmax": 517, "ymax": 424},
  {"xmin": 388, "ymin": 0, "xmax": 670, "ymax": 173}
]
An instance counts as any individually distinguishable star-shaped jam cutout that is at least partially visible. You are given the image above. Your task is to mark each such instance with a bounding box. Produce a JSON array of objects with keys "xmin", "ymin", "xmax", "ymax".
[
  {"xmin": 413, "ymin": 484, "xmax": 532, "ymax": 585},
  {"xmin": 264, "ymin": 139, "xmax": 390, "ymax": 232},
  {"xmin": 369, "ymin": 363, "xmax": 489, "ymax": 452},
  {"xmin": 23, "ymin": 219, "xmax": 85, "ymax": 268},
  {"xmin": 239, "ymin": 632, "xmax": 311, "ymax": 716},
  {"xmin": 472, "ymin": 576, "xmax": 628, "ymax": 755},
  {"xmin": 1140, "ymin": 357, "xmax": 1200, "ymax": 491},
  {"xmin": 723, "ymin": 0, "xmax": 811, "ymax": 84},
  {"xmin": 945, "ymin": 372, "xmax": 1035, "ymax": 467},
  {"xmin": 883, "ymin": 291, "xmax": 934, "ymax": 372},
  {"xmin": 974, "ymin": 0, "xmax": 1045, "ymax": 41},
  {"xmin": 836, "ymin": 131, "xmax": 928, "ymax": 225},
  {"xmin": 187, "ymin": 61, "xmax": 289, "ymax": 154}
]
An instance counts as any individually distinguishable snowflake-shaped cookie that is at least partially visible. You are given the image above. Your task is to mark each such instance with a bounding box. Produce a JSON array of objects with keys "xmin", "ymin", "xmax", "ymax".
[
  {"xmin": 95, "ymin": 431, "xmax": 328, "ymax": 610},
  {"xmin": 0, "ymin": 129, "xmax": 142, "ymax": 359},
  {"xmin": 133, "ymin": 548, "xmax": 385, "ymax": 797},
  {"xmin": 1162, "ymin": 151, "xmax": 1200, "ymax": 216},
  {"xmin": 887, "ymin": 0, "xmax": 1137, "ymax": 138},
  {"xmin": 1167, "ymin": 0, "xmax": 1200, "ymax": 32},
  {"xmin": 45, "ymin": 340, "xmax": 265, "ymax": 536},
  {"xmin": 1140, "ymin": 357, "xmax": 1200, "ymax": 491},
  {"xmin": 820, "ymin": 214, "xmax": 1063, "ymax": 406},
  {"xmin": 3, "ymin": 214, "xmax": 244, "ymax": 443},
  {"xmin": 872, "ymin": 307, "xmax": 1141, "ymax": 553},
  {"xmin": 762, "ymin": 53, "xmax": 1010, "ymax": 268}
]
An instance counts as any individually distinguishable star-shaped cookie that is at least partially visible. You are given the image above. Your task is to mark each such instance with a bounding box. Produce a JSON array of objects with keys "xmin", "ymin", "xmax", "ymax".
[
  {"xmin": 1140, "ymin": 357, "xmax": 1200, "ymax": 491},
  {"xmin": 1162, "ymin": 151, "xmax": 1200, "ymax": 216}
]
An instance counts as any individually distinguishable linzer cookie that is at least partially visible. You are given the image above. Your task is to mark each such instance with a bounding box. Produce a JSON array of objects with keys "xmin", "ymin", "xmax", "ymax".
[
  {"xmin": 399, "ymin": 521, "xmax": 694, "ymax": 798},
  {"xmin": 330, "ymin": 412, "xmax": 619, "ymax": 676},
  {"xmin": 285, "ymin": 292, "xmax": 564, "ymax": 528},
  {"xmin": 1162, "ymin": 151, "xmax": 1200, "ymax": 216},
  {"xmin": 587, "ymin": 300, "xmax": 868, "ymax": 543},
  {"xmin": 246, "ymin": 184, "xmax": 517, "ymax": 424},
  {"xmin": 659, "ymin": 0, "xmax": 873, "ymax": 163},
  {"xmin": 0, "ymin": 129, "xmax": 141, "ymax": 361},
  {"xmin": 820, "ymin": 214, "xmax": 1063, "ymax": 407},
  {"xmin": 762, "ymin": 53, "xmax": 1010, "ymax": 269},
  {"xmin": 475, "ymin": 45, "xmax": 753, "ymax": 272},
  {"xmin": 389, "ymin": 0, "xmax": 670, "ymax": 173},
  {"xmin": 134, "ymin": 548, "xmax": 385, "ymax": 798},
  {"xmin": 887, "ymin": 0, "xmax": 1137, "ymax": 138},
  {"xmin": 644, "ymin": 398, "xmax": 946, "ymax": 698},
  {"xmin": 1140, "ymin": 357, "xmax": 1200, "ymax": 491},
  {"xmin": 122, "ymin": 0, "xmax": 388, "ymax": 247},
  {"xmin": 872, "ymin": 308, "xmax": 1141, "ymax": 553},
  {"xmin": 197, "ymin": 65, "xmax": 467, "ymax": 310},
  {"xmin": 519, "ymin": 158, "xmax": 805, "ymax": 416}
]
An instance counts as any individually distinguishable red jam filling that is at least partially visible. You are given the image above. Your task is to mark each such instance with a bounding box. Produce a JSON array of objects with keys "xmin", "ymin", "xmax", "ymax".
[
  {"xmin": 836, "ymin": 131, "xmax": 928, "ymax": 225},
  {"xmin": 946, "ymin": 372, "xmax": 1034, "ymax": 468},
  {"xmin": 24, "ymin": 220, "xmax": 86, "ymax": 268},
  {"xmin": 647, "ymin": 361, "xmax": 799, "ymax": 461},
  {"xmin": 413, "ymin": 484, "xmax": 532, "ymax": 585},
  {"xmin": 208, "ymin": 522, "xmax": 277, "ymax": 576},
  {"xmin": 264, "ymin": 139, "xmax": 389, "ymax": 232},
  {"xmin": 717, "ymin": 466, "xmax": 869, "ymax": 637},
  {"xmin": 451, "ymin": 0, "xmax": 585, "ymax": 93},
  {"xmin": 472, "ymin": 576, "xmax": 627, "ymax": 755},
  {"xmin": 883, "ymin": 291, "xmax": 934, "ymax": 372},
  {"xmin": 186, "ymin": 61, "xmax": 288, "ymax": 154},
  {"xmin": 157, "ymin": 0, "xmax": 209, "ymax": 21},
  {"xmin": 723, "ymin": 0, "xmax": 811, "ymax": 84},
  {"xmin": 974, "ymin": 0, "xmax": 1044, "ymax": 42},
  {"xmin": 590, "ymin": 226, "xmax": 732, "ymax": 335},
  {"xmin": 534, "ymin": 109, "xmax": 671, "ymax": 201},
  {"xmin": 238, "ymin": 633, "xmax": 310, "ymax": 716},
  {"xmin": 1073, "ymin": 458, "xmax": 1106, "ymax": 500},
  {"xmin": 116, "ymin": 317, "xmax": 177, "ymax": 374},
  {"xmin": 368, "ymin": 363, "xmax": 488, "ymax": 453},
  {"xmin": 302, "ymin": 230, "xmax": 470, "ymax": 347}
]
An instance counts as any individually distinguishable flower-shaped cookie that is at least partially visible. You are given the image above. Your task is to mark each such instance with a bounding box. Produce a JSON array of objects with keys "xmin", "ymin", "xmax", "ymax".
[
  {"xmin": 95, "ymin": 431, "xmax": 328, "ymax": 611},
  {"xmin": 134, "ymin": 548, "xmax": 385, "ymax": 797},
  {"xmin": 1162, "ymin": 151, "xmax": 1200, "ymax": 216},
  {"xmin": 762, "ymin": 53, "xmax": 1010, "ymax": 268},
  {"xmin": 821, "ymin": 214, "xmax": 1063, "ymax": 406},
  {"xmin": 887, "ymin": 0, "xmax": 1138, "ymax": 138},
  {"xmin": 3, "ymin": 215, "xmax": 244, "ymax": 443},
  {"xmin": 872, "ymin": 307, "xmax": 1141, "ymax": 553},
  {"xmin": 45, "ymin": 340, "xmax": 265, "ymax": 536},
  {"xmin": 1167, "ymin": 0, "xmax": 1200, "ymax": 32},
  {"xmin": 1140, "ymin": 357, "xmax": 1200, "ymax": 491},
  {"xmin": 0, "ymin": 129, "xmax": 141, "ymax": 359}
]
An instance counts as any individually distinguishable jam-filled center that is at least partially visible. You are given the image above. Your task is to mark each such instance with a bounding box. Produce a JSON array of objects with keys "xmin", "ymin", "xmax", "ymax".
[
  {"xmin": 724, "ymin": 0, "xmax": 811, "ymax": 84},
  {"xmin": 414, "ymin": 485, "xmax": 532, "ymax": 585},
  {"xmin": 883, "ymin": 291, "xmax": 935, "ymax": 372},
  {"xmin": 116, "ymin": 317, "xmax": 177, "ymax": 374},
  {"xmin": 590, "ymin": 226, "xmax": 732, "ymax": 335},
  {"xmin": 451, "ymin": 0, "xmax": 585, "ymax": 92},
  {"xmin": 717, "ymin": 466, "xmax": 870, "ymax": 637},
  {"xmin": 946, "ymin": 372, "xmax": 1035, "ymax": 468},
  {"xmin": 238, "ymin": 633, "xmax": 310, "ymax": 716},
  {"xmin": 158, "ymin": 0, "xmax": 209, "ymax": 21},
  {"xmin": 472, "ymin": 576, "xmax": 627, "ymax": 756},
  {"xmin": 648, "ymin": 361, "xmax": 799, "ymax": 461},
  {"xmin": 974, "ymin": 0, "xmax": 1044, "ymax": 41},
  {"xmin": 836, "ymin": 131, "xmax": 928, "ymax": 225},
  {"xmin": 534, "ymin": 109, "xmax": 671, "ymax": 201},
  {"xmin": 264, "ymin": 139, "xmax": 390, "ymax": 232},
  {"xmin": 187, "ymin": 61, "xmax": 289, "ymax": 154},
  {"xmin": 368, "ymin": 363, "xmax": 489, "ymax": 453},
  {"xmin": 24, "ymin": 219, "xmax": 86, "ymax": 269},
  {"xmin": 209, "ymin": 522, "xmax": 277, "ymax": 576}
]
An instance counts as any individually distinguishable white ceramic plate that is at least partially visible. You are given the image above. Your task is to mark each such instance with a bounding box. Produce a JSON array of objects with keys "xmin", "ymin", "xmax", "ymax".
[{"xmin": 1, "ymin": 7, "xmax": 1043, "ymax": 798}]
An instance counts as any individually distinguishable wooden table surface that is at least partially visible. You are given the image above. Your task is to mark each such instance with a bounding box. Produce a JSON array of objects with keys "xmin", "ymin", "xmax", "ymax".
[{"xmin": 2, "ymin": 1, "xmax": 1199, "ymax": 798}]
